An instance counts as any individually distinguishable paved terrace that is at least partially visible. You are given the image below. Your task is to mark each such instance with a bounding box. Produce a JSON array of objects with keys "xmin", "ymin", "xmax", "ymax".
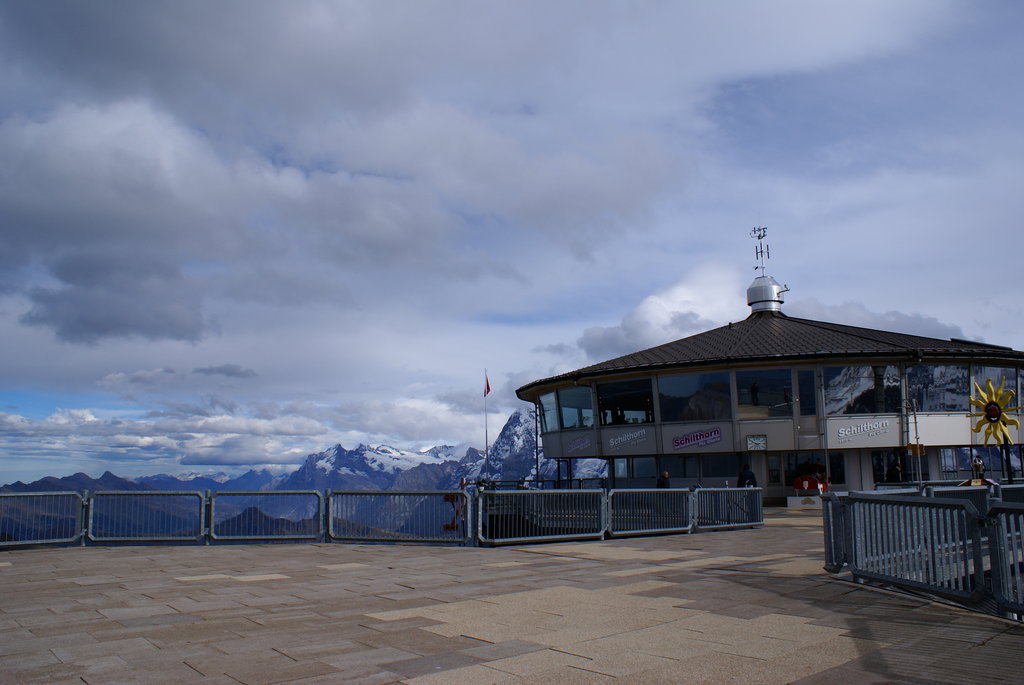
[{"xmin": 2, "ymin": 509, "xmax": 1023, "ymax": 684}]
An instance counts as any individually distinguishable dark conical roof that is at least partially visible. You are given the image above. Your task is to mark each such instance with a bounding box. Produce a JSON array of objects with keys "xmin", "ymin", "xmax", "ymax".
[{"xmin": 516, "ymin": 311, "xmax": 1024, "ymax": 397}]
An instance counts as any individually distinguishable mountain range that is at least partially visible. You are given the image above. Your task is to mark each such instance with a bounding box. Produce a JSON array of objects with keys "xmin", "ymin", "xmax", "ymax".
[{"xmin": 1, "ymin": 408, "xmax": 607, "ymax": 493}]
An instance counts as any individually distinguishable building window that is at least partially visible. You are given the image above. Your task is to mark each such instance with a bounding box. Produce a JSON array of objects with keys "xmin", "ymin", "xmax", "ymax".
[
  {"xmin": 632, "ymin": 456, "xmax": 657, "ymax": 478},
  {"xmin": 824, "ymin": 365, "xmax": 901, "ymax": 415},
  {"xmin": 558, "ymin": 386, "xmax": 593, "ymax": 429},
  {"xmin": 784, "ymin": 452, "xmax": 827, "ymax": 487},
  {"xmin": 766, "ymin": 454, "xmax": 781, "ymax": 485},
  {"xmin": 736, "ymin": 369, "xmax": 792, "ymax": 419},
  {"xmin": 974, "ymin": 365, "xmax": 1017, "ymax": 399},
  {"xmin": 797, "ymin": 369, "xmax": 817, "ymax": 416},
  {"xmin": 971, "ymin": 445, "xmax": 1022, "ymax": 480},
  {"xmin": 660, "ymin": 455, "xmax": 700, "ymax": 479},
  {"xmin": 701, "ymin": 453, "xmax": 740, "ymax": 479},
  {"xmin": 597, "ymin": 379, "xmax": 654, "ymax": 426},
  {"xmin": 828, "ymin": 452, "xmax": 846, "ymax": 485},
  {"xmin": 614, "ymin": 458, "xmax": 628, "ymax": 479},
  {"xmin": 906, "ymin": 364, "xmax": 968, "ymax": 412},
  {"xmin": 538, "ymin": 392, "xmax": 557, "ymax": 433},
  {"xmin": 941, "ymin": 448, "xmax": 958, "ymax": 479},
  {"xmin": 658, "ymin": 371, "xmax": 731, "ymax": 422}
]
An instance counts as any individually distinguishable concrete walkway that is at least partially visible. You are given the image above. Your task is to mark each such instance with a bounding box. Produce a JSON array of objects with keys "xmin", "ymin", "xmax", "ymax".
[{"xmin": 1, "ymin": 509, "xmax": 1022, "ymax": 684}]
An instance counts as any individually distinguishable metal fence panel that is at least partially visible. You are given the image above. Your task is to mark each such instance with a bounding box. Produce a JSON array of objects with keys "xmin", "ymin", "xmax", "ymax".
[
  {"xmin": 846, "ymin": 493, "xmax": 984, "ymax": 602},
  {"xmin": 88, "ymin": 491, "xmax": 203, "ymax": 542},
  {"xmin": 927, "ymin": 485, "xmax": 990, "ymax": 513},
  {"xmin": 210, "ymin": 491, "xmax": 322, "ymax": 540},
  {"xmin": 822, "ymin": 492, "xmax": 848, "ymax": 572},
  {"xmin": 607, "ymin": 489, "xmax": 692, "ymax": 537},
  {"xmin": 477, "ymin": 490, "xmax": 605, "ymax": 545},
  {"xmin": 999, "ymin": 484, "xmax": 1024, "ymax": 504},
  {"xmin": 989, "ymin": 502, "xmax": 1024, "ymax": 615},
  {"xmin": 0, "ymin": 492, "xmax": 83, "ymax": 547},
  {"xmin": 328, "ymin": 491, "xmax": 471, "ymax": 544},
  {"xmin": 693, "ymin": 488, "xmax": 763, "ymax": 530}
]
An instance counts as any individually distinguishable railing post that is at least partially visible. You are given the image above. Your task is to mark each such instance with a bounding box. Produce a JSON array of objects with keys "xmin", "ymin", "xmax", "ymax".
[
  {"xmin": 322, "ymin": 489, "xmax": 330, "ymax": 543},
  {"xmin": 203, "ymin": 490, "xmax": 212, "ymax": 545},
  {"xmin": 81, "ymin": 489, "xmax": 90, "ymax": 546}
]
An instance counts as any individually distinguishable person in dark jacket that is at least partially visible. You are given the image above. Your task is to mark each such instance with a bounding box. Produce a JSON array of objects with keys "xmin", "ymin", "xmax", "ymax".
[
  {"xmin": 656, "ymin": 471, "xmax": 671, "ymax": 488},
  {"xmin": 736, "ymin": 464, "xmax": 757, "ymax": 488}
]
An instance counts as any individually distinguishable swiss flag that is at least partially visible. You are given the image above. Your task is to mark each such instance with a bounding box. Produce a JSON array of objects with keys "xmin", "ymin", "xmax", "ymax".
[{"xmin": 484, "ymin": 374, "xmax": 491, "ymax": 397}]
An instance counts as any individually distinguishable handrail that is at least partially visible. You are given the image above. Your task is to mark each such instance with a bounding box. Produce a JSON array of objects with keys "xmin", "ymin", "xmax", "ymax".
[{"xmin": 0, "ymin": 486, "xmax": 764, "ymax": 549}]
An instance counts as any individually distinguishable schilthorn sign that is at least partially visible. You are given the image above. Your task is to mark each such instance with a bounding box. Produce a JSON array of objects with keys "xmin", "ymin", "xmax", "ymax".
[
  {"xmin": 608, "ymin": 428, "xmax": 647, "ymax": 450},
  {"xmin": 673, "ymin": 427, "xmax": 722, "ymax": 450},
  {"xmin": 836, "ymin": 419, "xmax": 891, "ymax": 444},
  {"xmin": 566, "ymin": 436, "xmax": 593, "ymax": 454}
]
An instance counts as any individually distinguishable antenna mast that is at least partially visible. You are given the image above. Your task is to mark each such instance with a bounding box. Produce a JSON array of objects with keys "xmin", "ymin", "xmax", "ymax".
[{"xmin": 750, "ymin": 226, "xmax": 769, "ymax": 276}]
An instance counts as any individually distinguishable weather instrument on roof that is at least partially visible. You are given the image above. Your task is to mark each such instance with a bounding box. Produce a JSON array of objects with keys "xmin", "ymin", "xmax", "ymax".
[{"xmin": 747, "ymin": 226, "xmax": 789, "ymax": 313}]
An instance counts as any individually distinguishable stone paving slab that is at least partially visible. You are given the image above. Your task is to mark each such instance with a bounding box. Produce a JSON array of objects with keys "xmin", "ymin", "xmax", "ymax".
[{"xmin": 2, "ymin": 509, "xmax": 1023, "ymax": 684}]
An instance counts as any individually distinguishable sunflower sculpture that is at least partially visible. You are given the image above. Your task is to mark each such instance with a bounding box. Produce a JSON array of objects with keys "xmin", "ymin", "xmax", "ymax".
[{"xmin": 969, "ymin": 377, "xmax": 1021, "ymax": 446}]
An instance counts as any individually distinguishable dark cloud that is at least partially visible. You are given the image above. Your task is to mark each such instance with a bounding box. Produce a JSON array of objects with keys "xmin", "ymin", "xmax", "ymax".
[
  {"xmin": 20, "ymin": 258, "xmax": 207, "ymax": 343},
  {"xmin": 194, "ymin": 364, "xmax": 258, "ymax": 379}
]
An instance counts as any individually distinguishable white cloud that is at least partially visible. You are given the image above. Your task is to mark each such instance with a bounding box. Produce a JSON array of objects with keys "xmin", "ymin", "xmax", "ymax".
[{"xmin": 1, "ymin": 1, "xmax": 1022, "ymax": 482}]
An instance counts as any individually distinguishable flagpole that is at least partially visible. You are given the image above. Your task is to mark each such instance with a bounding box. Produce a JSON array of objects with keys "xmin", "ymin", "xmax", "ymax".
[{"xmin": 484, "ymin": 369, "xmax": 489, "ymax": 464}]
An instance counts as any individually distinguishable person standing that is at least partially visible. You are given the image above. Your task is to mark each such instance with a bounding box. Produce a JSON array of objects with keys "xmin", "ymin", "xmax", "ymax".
[
  {"xmin": 656, "ymin": 471, "xmax": 670, "ymax": 488},
  {"xmin": 736, "ymin": 464, "xmax": 757, "ymax": 488}
]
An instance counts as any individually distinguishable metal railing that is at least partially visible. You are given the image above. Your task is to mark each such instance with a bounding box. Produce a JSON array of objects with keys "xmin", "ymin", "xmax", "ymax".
[
  {"xmin": 607, "ymin": 489, "xmax": 693, "ymax": 537},
  {"xmin": 845, "ymin": 493, "xmax": 984, "ymax": 602},
  {"xmin": 0, "ymin": 486, "xmax": 763, "ymax": 549},
  {"xmin": 822, "ymin": 492, "xmax": 848, "ymax": 573},
  {"xmin": 209, "ymin": 491, "xmax": 322, "ymax": 541},
  {"xmin": 824, "ymin": 487, "xmax": 1024, "ymax": 620},
  {"xmin": 328, "ymin": 491, "xmax": 471, "ymax": 544},
  {"xmin": 89, "ymin": 491, "xmax": 204, "ymax": 543},
  {"xmin": 693, "ymin": 487, "xmax": 764, "ymax": 530},
  {"xmin": 477, "ymin": 489, "xmax": 606, "ymax": 545},
  {"xmin": 989, "ymin": 502, "xmax": 1024, "ymax": 615},
  {"xmin": 0, "ymin": 492, "xmax": 83, "ymax": 546}
]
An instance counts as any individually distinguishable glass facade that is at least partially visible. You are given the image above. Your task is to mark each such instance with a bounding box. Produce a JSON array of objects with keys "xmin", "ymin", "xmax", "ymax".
[
  {"xmin": 736, "ymin": 369, "xmax": 792, "ymax": 418},
  {"xmin": 597, "ymin": 379, "xmax": 654, "ymax": 426},
  {"xmin": 661, "ymin": 454, "xmax": 699, "ymax": 479},
  {"xmin": 974, "ymin": 366, "xmax": 1017, "ymax": 398},
  {"xmin": 784, "ymin": 452, "xmax": 827, "ymax": 487},
  {"xmin": 538, "ymin": 392, "xmax": 557, "ymax": 433},
  {"xmin": 906, "ymin": 364, "xmax": 968, "ymax": 412},
  {"xmin": 557, "ymin": 386, "xmax": 593, "ymax": 429},
  {"xmin": 701, "ymin": 453, "xmax": 739, "ymax": 478},
  {"xmin": 533, "ymin": 359, "xmax": 1024, "ymax": 491},
  {"xmin": 658, "ymin": 371, "xmax": 731, "ymax": 422},
  {"xmin": 824, "ymin": 365, "xmax": 900, "ymax": 415},
  {"xmin": 797, "ymin": 369, "xmax": 816, "ymax": 416}
]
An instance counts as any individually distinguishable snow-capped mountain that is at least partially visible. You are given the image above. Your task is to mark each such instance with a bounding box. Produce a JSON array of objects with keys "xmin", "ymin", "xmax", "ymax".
[
  {"xmin": 1, "ymin": 408, "xmax": 607, "ymax": 493},
  {"xmin": 279, "ymin": 407, "xmax": 606, "ymax": 492},
  {"xmin": 277, "ymin": 442, "xmax": 461, "ymax": 491}
]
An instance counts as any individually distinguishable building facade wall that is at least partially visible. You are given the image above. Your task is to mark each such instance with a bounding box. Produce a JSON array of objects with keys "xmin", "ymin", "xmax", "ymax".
[{"xmin": 529, "ymin": 358, "xmax": 1024, "ymax": 498}]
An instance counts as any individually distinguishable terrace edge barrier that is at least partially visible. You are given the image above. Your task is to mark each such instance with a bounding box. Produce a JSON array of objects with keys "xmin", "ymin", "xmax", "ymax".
[
  {"xmin": 88, "ymin": 491, "xmax": 205, "ymax": 543},
  {"xmin": 0, "ymin": 486, "xmax": 764, "ymax": 549},
  {"xmin": 327, "ymin": 490, "xmax": 472, "ymax": 544},
  {"xmin": 988, "ymin": 501, "xmax": 1024, "ymax": 615},
  {"xmin": 476, "ymin": 489, "xmax": 607, "ymax": 545},
  {"xmin": 606, "ymin": 488, "xmax": 694, "ymax": 537},
  {"xmin": 693, "ymin": 487, "xmax": 764, "ymax": 531},
  {"xmin": 209, "ymin": 491, "xmax": 324, "ymax": 541},
  {"xmin": 0, "ymin": 491, "xmax": 84, "ymax": 547},
  {"xmin": 844, "ymin": 492, "xmax": 987, "ymax": 604}
]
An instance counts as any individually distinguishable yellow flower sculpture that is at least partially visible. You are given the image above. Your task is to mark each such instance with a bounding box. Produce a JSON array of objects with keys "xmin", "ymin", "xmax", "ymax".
[{"xmin": 969, "ymin": 377, "xmax": 1021, "ymax": 445}]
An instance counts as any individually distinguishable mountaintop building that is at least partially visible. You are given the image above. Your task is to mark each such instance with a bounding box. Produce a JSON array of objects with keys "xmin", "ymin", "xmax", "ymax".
[{"xmin": 516, "ymin": 240, "xmax": 1024, "ymax": 501}]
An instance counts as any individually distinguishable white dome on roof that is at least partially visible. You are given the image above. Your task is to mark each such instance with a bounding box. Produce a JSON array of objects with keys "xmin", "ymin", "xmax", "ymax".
[{"xmin": 747, "ymin": 274, "xmax": 787, "ymax": 313}]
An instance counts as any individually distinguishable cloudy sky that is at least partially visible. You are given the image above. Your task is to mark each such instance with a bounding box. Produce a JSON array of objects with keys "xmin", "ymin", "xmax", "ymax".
[{"xmin": 2, "ymin": 1, "xmax": 1023, "ymax": 483}]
